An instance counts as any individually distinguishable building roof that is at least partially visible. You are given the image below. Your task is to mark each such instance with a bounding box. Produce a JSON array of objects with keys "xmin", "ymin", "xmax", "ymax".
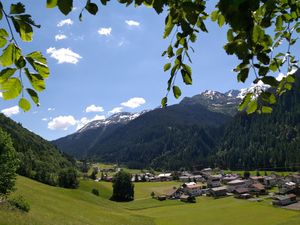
[
  {"xmin": 211, "ymin": 187, "xmax": 227, "ymax": 192},
  {"xmin": 228, "ymin": 179, "xmax": 245, "ymax": 185},
  {"xmin": 235, "ymin": 188, "xmax": 249, "ymax": 194},
  {"xmin": 251, "ymin": 183, "xmax": 265, "ymax": 190},
  {"xmin": 186, "ymin": 184, "xmax": 202, "ymax": 189},
  {"xmin": 166, "ymin": 188, "xmax": 179, "ymax": 196},
  {"xmin": 250, "ymin": 176, "xmax": 264, "ymax": 180},
  {"xmin": 158, "ymin": 173, "xmax": 172, "ymax": 177}
]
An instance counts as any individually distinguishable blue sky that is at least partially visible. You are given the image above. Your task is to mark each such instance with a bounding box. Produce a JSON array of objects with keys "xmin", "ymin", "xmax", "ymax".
[{"xmin": 0, "ymin": 1, "xmax": 251, "ymax": 140}]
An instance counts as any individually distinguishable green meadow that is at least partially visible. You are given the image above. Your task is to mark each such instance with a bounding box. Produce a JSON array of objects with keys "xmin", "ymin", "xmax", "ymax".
[{"xmin": 0, "ymin": 176, "xmax": 300, "ymax": 225}]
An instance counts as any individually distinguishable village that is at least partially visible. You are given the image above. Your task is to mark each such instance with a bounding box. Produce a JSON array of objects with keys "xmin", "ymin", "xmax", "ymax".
[{"xmin": 95, "ymin": 166, "xmax": 300, "ymax": 209}]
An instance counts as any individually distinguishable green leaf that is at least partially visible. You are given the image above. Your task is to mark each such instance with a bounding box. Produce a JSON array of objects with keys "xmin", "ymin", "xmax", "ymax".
[
  {"xmin": 211, "ymin": 10, "xmax": 218, "ymax": 22},
  {"xmin": 24, "ymin": 68, "xmax": 46, "ymax": 92},
  {"xmin": 10, "ymin": 3, "xmax": 25, "ymax": 14},
  {"xmin": 182, "ymin": 64, "xmax": 192, "ymax": 76},
  {"xmin": 47, "ymin": 0, "xmax": 58, "ymax": 8},
  {"xmin": 227, "ymin": 29, "xmax": 234, "ymax": 42},
  {"xmin": 181, "ymin": 69, "xmax": 192, "ymax": 85},
  {"xmin": 0, "ymin": 44, "xmax": 16, "ymax": 67},
  {"xmin": 164, "ymin": 63, "xmax": 171, "ymax": 72},
  {"xmin": 261, "ymin": 76, "xmax": 278, "ymax": 87},
  {"xmin": 161, "ymin": 96, "xmax": 167, "ymax": 107},
  {"xmin": 217, "ymin": 14, "xmax": 225, "ymax": 27},
  {"xmin": 0, "ymin": 28, "xmax": 9, "ymax": 37},
  {"xmin": 261, "ymin": 106, "xmax": 272, "ymax": 113},
  {"xmin": 275, "ymin": 16, "xmax": 283, "ymax": 31},
  {"xmin": 85, "ymin": 2, "xmax": 98, "ymax": 15},
  {"xmin": 163, "ymin": 14, "xmax": 174, "ymax": 39},
  {"xmin": 26, "ymin": 87, "xmax": 39, "ymax": 105},
  {"xmin": 237, "ymin": 68, "xmax": 249, "ymax": 83},
  {"xmin": 100, "ymin": 0, "xmax": 109, "ymax": 5},
  {"xmin": 238, "ymin": 93, "xmax": 252, "ymax": 111},
  {"xmin": 12, "ymin": 18, "xmax": 33, "ymax": 42},
  {"xmin": 0, "ymin": 68, "xmax": 17, "ymax": 83},
  {"xmin": 15, "ymin": 56, "xmax": 26, "ymax": 69},
  {"xmin": 257, "ymin": 53, "xmax": 270, "ymax": 65},
  {"xmin": 26, "ymin": 88, "xmax": 39, "ymax": 105},
  {"xmin": 0, "ymin": 77, "xmax": 22, "ymax": 100},
  {"xmin": 19, "ymin": 98, "xmax": 31, "ymax": 112},
  {"xmin": 27, "ymin": 51, "xmax": 47, "ymax": 64},
  {"xmin": 26, "ymin": 52, "xmax": 49, "ymax": 78},
  {"xmin": 246, "ymin": 100, "xmax": 258, "ymax": 114},
  {"xmin": 153, "ymin": 0, "xmax": 164, "ymax": 14},
  {"xmin": 57, "ymin": 0, "xmax": 73, "ymax": 15},
  {"xmin": 0, "ymin": 37, "xmax": 6, "ymax": 48},
  {"xmin": 172, "ymin": 85, "xmax": 181, "ymax": 99},
  {"xmin": 261, "ymin": 92, "xmax": 276, "ymax": 105}
]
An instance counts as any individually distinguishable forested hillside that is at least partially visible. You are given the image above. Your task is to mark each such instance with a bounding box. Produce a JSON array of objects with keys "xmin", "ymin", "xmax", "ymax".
[
  {"xmin": 0, "ymin": 113, "xmax": 76, "ymax": 185},
  {"xmin": 86, "ymin": 103, "xmax": 231, "ymax": 170},
  {"xmin": 217, "ymin": 80, "xmax": 300, "ymax": 171}
]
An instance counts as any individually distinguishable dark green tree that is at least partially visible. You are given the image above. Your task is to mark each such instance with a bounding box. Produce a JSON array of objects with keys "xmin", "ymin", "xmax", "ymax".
[
  {"xmin": 243, "ymin": 171, "xmax": 250, "ymax": 179},
  {"xmin": 89, "ymin": 167, "xmax": 98, "ymax": 180},
  {"xmin": 0, "ymin": 128, "xmax": 19, "ymax": 197},
  {"xmin": 58, "ymin": 168, "xmax": 79, "ymax": 189},
  {"xmin": 110, "ymin": 171, "xmax": 134, "ymax": 202}
]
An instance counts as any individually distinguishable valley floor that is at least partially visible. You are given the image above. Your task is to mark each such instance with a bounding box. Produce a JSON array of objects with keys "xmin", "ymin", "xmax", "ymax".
[{"xmin": 0, "ymin": 176, "xmax": 300, "ymax": 225}]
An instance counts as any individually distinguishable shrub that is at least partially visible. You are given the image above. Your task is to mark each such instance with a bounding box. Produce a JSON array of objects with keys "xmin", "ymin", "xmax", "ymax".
[
  {"xmin": 91, "ymin": 188, "xmax": 99, "ymax": 196},
  {"xmin": 8, "ymin": 195, "xmax": 30, "ymax": 212}
]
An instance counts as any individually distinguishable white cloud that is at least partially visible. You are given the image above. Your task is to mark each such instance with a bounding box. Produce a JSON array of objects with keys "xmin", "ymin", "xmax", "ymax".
[
  {"xmin": 48, "ymin": 107, "xmax": 55, "ymax": 111},
  {"xmin": 46, "ymin": 47, "xmax": 82, "ymax": 64},
  {"xmin": 1, "ymin": 106, "xmax": 20, "ymax": 117},
  {"xmin": 121, "ymin": 97, "xmax": 146, "ymax": 109},
  {"xmin": 76, "ymin": 115, "xmax": 105, "ymax": 130},
  {"xmin": 57, "ymin": 19, "xmax": 73, "ymax": 27},
  {"xmin": 125, "ymin": 20, "xmax": 140, "ymax": 26},
  {"xmin": 42, "ymin": 118, "xmax": 48, "ymax": 121},
  {"xmin": 55, "ymin": 34, "xmax": 67, "ymax": 41},
  {"xmin": 85, "ymin": 104, "xmax": 104, "ymax": 113},
  {"xmin": 109, "ymin": 107, "xmax": 123, "ymax": 114},
  {"xmin": 48, "ymin": 115, "xmax": 77, "ymax": 130},
  {"xmin": 0, "ymin": 92, "xmax": 2, "ymax": 98},
  {"xmin": 98, "ymin": 27, "xmax": 112, "ymax": 36}
]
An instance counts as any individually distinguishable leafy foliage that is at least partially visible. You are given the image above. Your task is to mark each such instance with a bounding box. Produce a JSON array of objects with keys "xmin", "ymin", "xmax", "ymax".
[
  {"xmin": 111, "ymin": 171, "xmax": 134, "ymax": 202},
  {"xmin": 0, "ymin": 2, "xmax": 48, "ymax": 112},
  {"xmin": 0, "ymin": 0, "xmax": 300, "ymax": 113},
  {"xmin": 0, "ymin": 127, "xmax": 18, "ymax": 197}
]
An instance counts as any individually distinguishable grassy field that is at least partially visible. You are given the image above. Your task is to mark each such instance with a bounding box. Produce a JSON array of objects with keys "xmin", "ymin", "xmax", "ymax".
[{"xmin": 0, "ymin": 176, "xmax": 300, "ymax": 225}]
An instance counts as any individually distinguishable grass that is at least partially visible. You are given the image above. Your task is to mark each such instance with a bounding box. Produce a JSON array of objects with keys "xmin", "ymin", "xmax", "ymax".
[{"xmin": 0, "ymin": 176, "xmax": 300, "ymax": 225}]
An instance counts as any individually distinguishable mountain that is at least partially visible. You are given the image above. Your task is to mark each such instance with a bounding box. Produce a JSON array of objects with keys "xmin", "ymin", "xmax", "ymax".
[
  {"xmin": 53, "ymin": 111, "xmax": 147, "ymax": 158},
  {"xmin": 216, "ymin": 72, "xmax": 300, "ymax": 171},
  {"xmin": 180, "ymin": 89, "xmax": 241, "ymax": 116},
  {"xmin": 54, "ymin": 97, "xmax": 234, "ymax": 169},
  {"xmin": 0, "ymin": 113, "xmax": 75, "ymax": 185}
]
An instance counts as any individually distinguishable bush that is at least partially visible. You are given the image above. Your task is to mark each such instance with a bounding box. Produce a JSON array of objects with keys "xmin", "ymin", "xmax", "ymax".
[
  {"xmin": 91, "ymin": 188, "xmax": 99, "ymax": 196},
  {"xmin": 8, "ymin": 195, "xmax": 30, "ymax": 212}
]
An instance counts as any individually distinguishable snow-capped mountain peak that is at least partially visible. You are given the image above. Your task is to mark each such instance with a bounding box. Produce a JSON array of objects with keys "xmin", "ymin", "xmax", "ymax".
[
  {"xmin": 237, "ymin": 81, "xmax": 270, "ymax": 99},
  {"xmin": 77, "ymin": 111, "xmax": 147, "ymax": 133}
]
